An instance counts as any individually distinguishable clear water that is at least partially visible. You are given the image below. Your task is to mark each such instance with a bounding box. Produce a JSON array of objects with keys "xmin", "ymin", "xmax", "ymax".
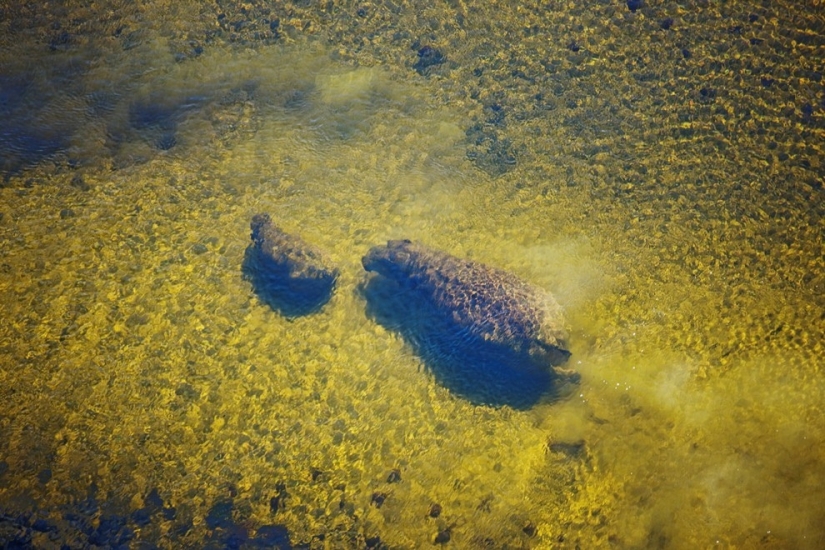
[{"xmin": 1, "ymin": 1, "xmax": 823, "ymax": 548}]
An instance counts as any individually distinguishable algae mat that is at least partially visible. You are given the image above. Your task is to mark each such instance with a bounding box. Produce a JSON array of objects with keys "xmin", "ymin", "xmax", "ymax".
[{"xmin": 0, "ymin": 0, "xmax": 823, "ymax": 548}]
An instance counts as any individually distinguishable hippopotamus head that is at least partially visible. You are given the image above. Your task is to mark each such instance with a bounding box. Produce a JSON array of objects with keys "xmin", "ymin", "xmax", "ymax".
[{"xmin": 362, "ymin": 240, "xmax": 417, "ymax": 280}]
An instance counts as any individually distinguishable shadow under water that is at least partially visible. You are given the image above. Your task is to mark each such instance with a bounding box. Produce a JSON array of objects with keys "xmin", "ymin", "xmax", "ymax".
[
  {"xmin": 0, "ymin": 74, "xmax": 69, "ymax": 179},
  {"xmin": 361, "ymin": 273, "xmax": 575, "ymax": 409},
  {"xmin": 242, "ymin": 246, "xmax": 336, "ymax": 318},
  {"xmin": 0, "ymin": 484, "xmax": 292, "ymax": 549}
]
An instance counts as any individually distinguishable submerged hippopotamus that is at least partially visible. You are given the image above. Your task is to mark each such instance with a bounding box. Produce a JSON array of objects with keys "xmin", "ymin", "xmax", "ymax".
[
  {"xmin": 245, "ymin": 214, "xmax": 338, "ymax": 315},
  {"xmin": 362, "ymin": 240, "xmax": 572, "ymax": 372}
]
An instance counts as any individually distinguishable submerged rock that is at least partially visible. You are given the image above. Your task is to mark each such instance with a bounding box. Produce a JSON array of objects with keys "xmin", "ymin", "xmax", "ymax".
[
  {"xmin": 413, "ymin": 45, "xmax": 445, "ymax": 75},
  {"xmin": 243, "ymin": 214, "xmax": 338, "ymax": 316},
  {"xmin": 362, "ymin": 240, "xmax": 575, "ymax": 402}
]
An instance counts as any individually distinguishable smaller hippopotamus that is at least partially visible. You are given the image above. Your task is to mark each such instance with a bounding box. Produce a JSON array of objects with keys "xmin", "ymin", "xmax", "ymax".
[
  {"xmin": 243, "ymin": 214, "xmax": 338, "ymax": 316},
  {"xmin": 362, "ymin": 240, "xmax": 573, "ymax": 373}
]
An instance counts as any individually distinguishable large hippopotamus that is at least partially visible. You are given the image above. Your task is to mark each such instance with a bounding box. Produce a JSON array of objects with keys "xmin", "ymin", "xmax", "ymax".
[
  {"xmin": 244, "ymin": 213, "xmax": 338, "ymax": 316},
  {"xmin": 362, "ymin": 240, "xmax": 572, "ymax": 374}
]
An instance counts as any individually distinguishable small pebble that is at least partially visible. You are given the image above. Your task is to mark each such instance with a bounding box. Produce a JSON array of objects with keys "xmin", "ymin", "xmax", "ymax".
[
  {"xmin": 434, "ymin": 528, "xmax": 451, "ymax": 544},
  {"xmin": 428, "ymin": 503, "xmax": 442, "ymax": 518},
  {"xmin": 37, "ymin": 468, "xmax": 52, "ymax": 484},
  {"xmin": 70, "ymin": 175, "xmax": 90, "ymax": 191},
  {"xmin": 386, "ymin": 469, "xmax": 401, "ymax": 483},
  {"xmin": 413, "ymin": 45, "xmax": 445, "ymax": 73},
  {"xmin": 522, "ymin": 521, "xmax": 537, "ymax": 537},
  {"xmin": 371, "ymin": 492, "xmax": 386, "ymax": 508},
  {"xmin": 627, "ymin": 0, "xmax": 643, "ymax": 12}
]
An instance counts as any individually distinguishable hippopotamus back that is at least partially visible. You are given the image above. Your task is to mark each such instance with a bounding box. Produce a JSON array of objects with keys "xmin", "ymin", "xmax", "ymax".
[{"xmin": 362, "ymin": 240, "xmax": 571, "ymax": 368}]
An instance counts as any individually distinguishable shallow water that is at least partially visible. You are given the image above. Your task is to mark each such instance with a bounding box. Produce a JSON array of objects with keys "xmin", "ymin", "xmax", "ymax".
[{"xmin": 1, "ymin": 0, "xmax": 823, "ymax": 548}]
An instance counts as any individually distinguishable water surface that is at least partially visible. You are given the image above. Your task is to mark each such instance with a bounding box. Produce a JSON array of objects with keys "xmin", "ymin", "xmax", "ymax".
[{"xmin": 1, "ymin": 0, "xmax": 823, "ymax": 548}]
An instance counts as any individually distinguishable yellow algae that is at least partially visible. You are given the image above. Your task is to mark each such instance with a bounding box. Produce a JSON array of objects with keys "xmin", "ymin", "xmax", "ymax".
[{"xmin": 0, "ymin": 0, "xmax": 823, "ymax": 548}]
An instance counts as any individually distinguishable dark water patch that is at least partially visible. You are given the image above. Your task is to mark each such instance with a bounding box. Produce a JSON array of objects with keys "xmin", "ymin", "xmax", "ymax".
[
  {"xmin": 126, "ymin": 94, "xmax": 204, "ymax": 150},
  {"xmin": 36, "ymin": 468, "xmax": 51, "ymax": 484},
  {"xmin": 413, "ymin": 45, "xmax": 445, "ymax": 75},
  {"xmin": 175, "ymin": 382, "xmax": 201, "ymax": 402},
  {"xmin": 241, "ymin": 242, "xmax": 337, "ymax": 318},
  {"xmin": 0, "ymin": 485, "xmax": 291, "ymax": 547},
  {"xmin": 155, "ymin": 131, "xmax": 178, "ymax": 150},
  {"xmin": 255, "ymin": 524, "xmax": 291, "ymax": 548},
  {"xmin": 206, "ymin": 499, "xmax": 235, "ymax": 530},
  {"xmin": 0, "ymin": 124, "xmax": 67, "ymax": 180},
  {"xmin": 89, "ymin": 514, "xmax": 134, "ymax": 547},
  {"xmin": 283, "ymin": 88, "xmax": 310, "ymax": 110},
  {"xmin": 0, "ymin": 73, "xmax": 66, "ymax": 176},
  {"xmin": 205, "ymin": 497, "xmax": 293, "ymax": 549},
  {"xmin": 102, "ymin": 92, "xmax": 207, "ymax": 161},
  {"xmin": 361, "ymin": 275, "xmax": 570, "ymax": 409},
  {"xmin": 129, "ymin": 100, "xmax": 179, "ymax": 131},
  {"xmin": 0, "ymin": 74, "xmax": 39, "ymax": 114},
  {"xmin": 269, "ymin": 482, "xmax": 288, "ymax": 513},
  {"xmin": 465, "ymin": 122, "xmax": 517, "ymax": 177},
  {"xmin": 0, "ymin": 61, "xmax": 96, "ymax": 178},
  {"xmin": 48, "ymin": 29, "xmax": 72, "ymax": 52}
]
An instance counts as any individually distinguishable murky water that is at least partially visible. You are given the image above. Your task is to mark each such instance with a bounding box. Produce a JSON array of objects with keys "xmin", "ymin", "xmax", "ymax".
[{"xmin": 1, "ymin": 0, "xmax": 823, "ymax": 548}]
